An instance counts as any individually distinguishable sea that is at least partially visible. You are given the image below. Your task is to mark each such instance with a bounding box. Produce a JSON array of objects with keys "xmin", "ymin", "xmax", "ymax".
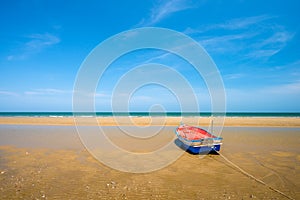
[{"xmin": 0, "ymin": 112, "xmax": 299, "ymax": 118}]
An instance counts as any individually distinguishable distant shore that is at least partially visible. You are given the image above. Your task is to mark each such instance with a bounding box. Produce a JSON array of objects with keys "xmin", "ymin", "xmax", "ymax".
[{"xmin": 0, "ymin": 116, "xmax": 300, "ymax": 127}]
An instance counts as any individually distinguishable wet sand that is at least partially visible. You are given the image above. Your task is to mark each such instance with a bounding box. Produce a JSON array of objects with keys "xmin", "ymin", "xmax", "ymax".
[{"xmin": 0, "ymin": 118, "xmax": 299, "ymax": 199}]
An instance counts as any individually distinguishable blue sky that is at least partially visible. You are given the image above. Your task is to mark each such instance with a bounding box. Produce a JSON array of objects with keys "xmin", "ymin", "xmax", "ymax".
[{"xmin": 0, "ymin": 0, "xmax": 299, "ymax": 112}]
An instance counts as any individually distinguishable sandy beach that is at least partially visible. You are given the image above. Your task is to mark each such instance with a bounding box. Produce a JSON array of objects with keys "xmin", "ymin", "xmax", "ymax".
[
  {"xmin": 0, "ymin": 117, "xmax": 299, "ymax": 199},
  {"xmin": 0, "ymin": 116, "xmax": 300, "ymax": 127}
]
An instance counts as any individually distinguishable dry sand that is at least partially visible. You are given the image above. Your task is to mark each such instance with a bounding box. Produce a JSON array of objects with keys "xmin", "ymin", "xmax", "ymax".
[
  {"xmin": 0, "ymin": 116, "xmax": 300, "ymax": 127},
  {"xmin": 0, "ymin": 117, "xmax": 299, "ymax": 199}
]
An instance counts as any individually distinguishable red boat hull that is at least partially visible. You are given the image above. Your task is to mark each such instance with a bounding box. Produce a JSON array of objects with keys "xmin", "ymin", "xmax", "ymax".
[{"xmin": 175, "ymin": 124, "xmax": 222, "ymax": 153}]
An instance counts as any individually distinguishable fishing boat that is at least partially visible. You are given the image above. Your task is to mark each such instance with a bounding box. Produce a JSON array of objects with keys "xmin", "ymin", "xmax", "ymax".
[{"xmin": 175, "ymin": 124, "xmax": 222, "ymax": 154}]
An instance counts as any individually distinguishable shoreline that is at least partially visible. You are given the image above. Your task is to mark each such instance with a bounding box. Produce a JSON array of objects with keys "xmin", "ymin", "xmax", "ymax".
[{"xmin": 0, "ymin": 116, "xmax": 300, "ymax": 127}]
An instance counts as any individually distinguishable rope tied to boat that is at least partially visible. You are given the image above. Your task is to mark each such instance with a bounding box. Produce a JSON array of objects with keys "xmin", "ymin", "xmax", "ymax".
[{"xmin": 213, "ymin": 151, "xmax": 295, "ymax": 200}]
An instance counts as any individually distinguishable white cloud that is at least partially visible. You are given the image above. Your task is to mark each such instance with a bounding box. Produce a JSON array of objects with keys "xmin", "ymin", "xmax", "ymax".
[
  {"xmin": 245, "ymin": 49, "xmax": 281, "ymax": 59},
  {"xmin": 224, "ymin": 73, "xmax": 245, "ymax": 80},
  {"xmin": 6, "ymin": 55, "xmax": 14, "ymax": 61},
  {"xmin": 225, "ymin": 82, "xmax": 300, "ymax": 112},
  {"xmin": 138, "ymin": 0, "xmax": 198, "ymax": 26},
  {"xmin": 1, "ymin": 88, "xmax": 72, "ymax": 98},
  {"xmin": 211, "ymin": 15, "xmax": 274, "ymax": 30},
  {"xmin": 143, "ymin": 52, "xmax": 172, "ymax": 64},
  {"xmin": 227, "ymin": 80, "xmax": 300, "ymax": 99},
  {"xmin": 184, "ymin": 15, "xmax": 274, "ymax": 34},
  {"xmin": 186, "ymin": 15, "xmax": 294, "ymax": 60},
  {"xmin": 261, "ymin": 31, "xmax": 293, "ymax": 46},
  {"xmin": 266, "ymin": 80, "xmax": 300, "ymax": 95},
  {"xmin": 130, "ymin": 95, "xmax": 154, "ymax": 102},
  {"xmin": 25, "ymin": 33, "xmax": 60, "ymax": 51},
  {"xmin": 0, "ymin": 91, "xmax": 19, "ymax": 97},
  {"xmin": 7, "ymin": 33, "xmax": 60, "ymax": 60},
  {"xmin": 197, "ymin": 32, "xmax": 257, "ymax": 54},
  {"xmin": 249, "ymin": 30, "xmax": 294, "ymax": 58},
  {"xmin": 24, "ymin": 88, "xmax": 70, "ymax": 96}
]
